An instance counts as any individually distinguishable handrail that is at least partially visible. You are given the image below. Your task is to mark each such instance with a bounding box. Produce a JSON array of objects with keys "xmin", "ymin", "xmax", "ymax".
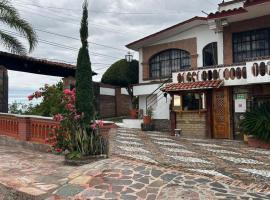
[{"xmin": 146, "ymin": 78, "xmax": 171, "ymax": 111}]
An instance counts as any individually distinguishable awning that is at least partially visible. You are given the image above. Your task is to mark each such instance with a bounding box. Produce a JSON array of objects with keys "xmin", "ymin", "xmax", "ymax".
[{"xmin": 161, "ymin": 80, "xmax": 223, "ymax": 93}]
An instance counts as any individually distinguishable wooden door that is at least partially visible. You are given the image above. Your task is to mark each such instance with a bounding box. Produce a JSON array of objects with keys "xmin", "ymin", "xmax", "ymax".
[{"xmin": 212, "ymin": 87, "xmax": 230, "ymax": 139}]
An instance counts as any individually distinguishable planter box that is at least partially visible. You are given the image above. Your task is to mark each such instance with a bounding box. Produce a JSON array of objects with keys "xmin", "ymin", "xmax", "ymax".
[{"xmin": 248, "ymin": 137, "xmax": 270, "ymax": 149}]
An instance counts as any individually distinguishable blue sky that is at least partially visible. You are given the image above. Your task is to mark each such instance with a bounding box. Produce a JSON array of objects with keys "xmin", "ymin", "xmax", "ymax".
[{"xmin": 2, "ymin": 0, "xmax": 221, "ymax": 104}]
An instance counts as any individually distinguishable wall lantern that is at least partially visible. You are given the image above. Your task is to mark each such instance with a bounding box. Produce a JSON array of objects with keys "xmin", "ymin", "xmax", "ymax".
[{"xmin": 125, "ymin": 51, "xmax": 133, "ymax": 63}]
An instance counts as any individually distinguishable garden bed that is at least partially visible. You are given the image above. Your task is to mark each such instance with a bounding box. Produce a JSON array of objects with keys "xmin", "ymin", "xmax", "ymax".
[
  {"xmin": 64, "ymin": 154, "xmax": 108, "ymax": 166},
  {"xmin": 248, "ymin": 137, "xmax": 270, "ymax": 149}
]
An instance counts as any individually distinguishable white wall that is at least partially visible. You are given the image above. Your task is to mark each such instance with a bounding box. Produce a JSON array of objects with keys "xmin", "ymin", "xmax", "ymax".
[
  {"xmin": 121, "ymin": 88, "xmax": 129, "ymax": 95},
  {"xmin": 133, "ymin": 83, "xmax": 161, "ymax": 96},
  {"xmin": 138, "ymin": 94, "xmax": 171, "ymax": 120},
  {"xmin": 153, "ymin": 25, "xmax": 224, "ymax": 68},
  {"xmin": 138, "ymin": 48, "xmax": 144, "ymax": 83},
  {"xmin": 100, "ymin": 87, "xmax": 115, "ymax": 96}
]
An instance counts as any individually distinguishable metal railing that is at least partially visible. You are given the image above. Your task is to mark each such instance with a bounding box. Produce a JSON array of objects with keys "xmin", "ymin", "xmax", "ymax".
[{"xmin": 145, "ymin": 78, "xmax": 171, "ymax": 111}]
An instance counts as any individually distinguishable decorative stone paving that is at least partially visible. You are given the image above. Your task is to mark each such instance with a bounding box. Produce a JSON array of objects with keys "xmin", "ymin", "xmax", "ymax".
[
  {"xmin": 205, "ymin": 148, "xmax": 241, "ymax": 155},
  {"xmin": 240, "ymin": 168, "xmax": 270, "ymax": 178},
  {"xmin": 111, "ymin": 128, "xmax": 270, "ymax": 187},
  {"xmin": 1, "ymin": 128, "xmax": 270, "ymax": 199},
  {"xmin": 218, "ymin": 156, "xmax": 265, "ymax": 165}
]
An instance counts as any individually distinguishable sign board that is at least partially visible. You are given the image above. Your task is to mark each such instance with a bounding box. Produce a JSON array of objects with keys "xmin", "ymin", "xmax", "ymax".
[{"xmin": 235, "ymin": 99, "xmax": 247, "ymax": 113}]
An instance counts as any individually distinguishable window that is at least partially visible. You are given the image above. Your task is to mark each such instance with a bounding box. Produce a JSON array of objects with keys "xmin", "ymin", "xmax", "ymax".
[
  {"xmin": 173, "ymin": 93, "xmax": 206, "ymax": 111},
  {"xmin": 149, "ymin": 49, "xmax": 191, "ymax": 79},
  {"xmin": 233, "ymin": 28, "xmax": 270, "ymax": 63},
  {"xmin": 203, "ymin": 42, "xmax": 218, "ymax": 66}
]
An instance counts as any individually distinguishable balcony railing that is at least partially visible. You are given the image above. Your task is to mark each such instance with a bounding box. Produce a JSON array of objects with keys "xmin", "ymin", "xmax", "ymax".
[{"xmin": 172, "ymin": 60, "xmax": 270, "ymax": 85}]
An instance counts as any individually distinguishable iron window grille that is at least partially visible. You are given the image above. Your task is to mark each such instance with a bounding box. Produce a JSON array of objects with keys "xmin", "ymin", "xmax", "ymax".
[
  {"xmin": 149, "ymin": 49, "xmax": 191, "ymax": 79},
  {"xmin": 233, "ymin": 27, "xmax": 270, "ymax": 63},
  {"xmin": 203, "ymin": 42, "xmax": 218, "ymax": 67}
]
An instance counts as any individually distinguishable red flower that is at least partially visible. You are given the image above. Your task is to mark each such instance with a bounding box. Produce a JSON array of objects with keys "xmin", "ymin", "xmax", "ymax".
[
  {"xmin": 47, "ymin": 148, "xmax": 52, "ymax": 153},
  {"xmin": 97, "ymin": 120, "xmax": 104, "ymax": 128},
  {"xmin": 51, "ymin": 142, "xmax": 57, "ymax": 147},
  {"xmin": 74, "ymin": 114, "xmax": 81, "ymax": 120},
  {"xmin": 56, "ymin": 148, "xmax": 62, "ymax": 153},
  {"xmin": 64, "ymin": 89, "xmax": 72, "ymax": 95},
  {"xmin": 28, "ymin": 95, "xmax": 35, "ymax": 101},
  {"xmin": 53, "ymin": 114, "xmax": 64, "ymax": 122},
  {"xmin": 91, "ymin": 123, "xmax": 97, "ymax": 130},
  {"xmin": 66, "ymin": 103, "xmax": 75, "ymax": 112}
]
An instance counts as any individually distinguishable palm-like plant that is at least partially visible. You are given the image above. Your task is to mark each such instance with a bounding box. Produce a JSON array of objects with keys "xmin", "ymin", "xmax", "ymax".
[
  {"xmin": 240, "ymin": 103, "xmax": 270, "ymax": 142},
  {"xmin": 0, "ymin": 0, "xmax": 37, "ymax": 55}
]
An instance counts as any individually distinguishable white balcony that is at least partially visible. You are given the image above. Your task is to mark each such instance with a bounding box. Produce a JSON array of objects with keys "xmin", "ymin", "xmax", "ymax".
[{"xmin": 172, "ymin": 60, "xmax": 270, "ymax": 85}]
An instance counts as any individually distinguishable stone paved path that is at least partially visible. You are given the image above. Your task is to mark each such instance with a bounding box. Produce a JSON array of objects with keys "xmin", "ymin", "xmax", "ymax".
[
  {"xmin": 0, "ymin": 128, "xmax": 270, "ymax": 199},
  {"xmin": 111, "ymin": 128, "xmax": 270, "ymax": 186}
]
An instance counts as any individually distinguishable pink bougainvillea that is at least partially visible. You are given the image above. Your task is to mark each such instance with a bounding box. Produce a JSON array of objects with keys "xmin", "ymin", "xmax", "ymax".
[{"xmin": 31, "ymin": 86, "xmax": 106, "ymax": 155}]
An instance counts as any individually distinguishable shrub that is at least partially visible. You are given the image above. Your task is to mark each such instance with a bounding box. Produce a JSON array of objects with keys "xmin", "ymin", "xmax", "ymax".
[{"xmin": 240, "ymin": 103, "xmax": 270, "ymax": 142}]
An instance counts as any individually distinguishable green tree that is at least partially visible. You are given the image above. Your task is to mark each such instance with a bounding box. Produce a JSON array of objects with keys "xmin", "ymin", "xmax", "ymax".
[
  {"xmin": 101, "ymin": 59, "xmax": 139, "ymax": 105},
  {"xmin": 0, "ymin": 0, "xmax": 37, "ymax": 55},
  {"xmin": 75, "ymin": 0, "xmax": 94, "ymax": 123}
]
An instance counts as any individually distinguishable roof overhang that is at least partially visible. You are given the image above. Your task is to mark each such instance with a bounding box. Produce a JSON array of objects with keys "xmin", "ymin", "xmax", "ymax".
[
  {"xmin": 0, "ymin": 51, "xmax": 97, "ymax": 77},
  {"xmin": 161, "ymin": 80, "xmax": 224, "ymax": 93},
  {"xmin": 208, "ymin": 0, "xmax": 270, "ymax": 22},
  {"xmin": 126, "ymin": 16, "xmax": 207, "ymax": 51}
]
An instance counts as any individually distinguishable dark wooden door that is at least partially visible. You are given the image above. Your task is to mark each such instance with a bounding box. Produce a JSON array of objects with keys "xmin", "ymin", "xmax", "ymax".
[{"xmin": 212, "ymin": 87, "xmax": 230, "ymax": 139}]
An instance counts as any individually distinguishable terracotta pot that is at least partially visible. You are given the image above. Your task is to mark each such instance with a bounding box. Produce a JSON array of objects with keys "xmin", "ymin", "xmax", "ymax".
[
  {"xmin": 143, "ymin": 116, "xmax": 152, "ymax": 124},
  {"xmin": 248, "ymin": 137, "xmax": 270, "ymax": 149},
  {"xmin": 130, "ymin": 109, "xmax": 138, "ymax": 119}
]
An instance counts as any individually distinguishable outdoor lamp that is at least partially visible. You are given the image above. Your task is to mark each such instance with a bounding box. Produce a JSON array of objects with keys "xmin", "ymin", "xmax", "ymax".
[{"xmin": 125, "ymin": 51, "xmax": 133, "ymax": 63}]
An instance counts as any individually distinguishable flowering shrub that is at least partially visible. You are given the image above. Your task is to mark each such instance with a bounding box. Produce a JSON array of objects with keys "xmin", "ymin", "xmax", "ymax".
[
  {"xmin": 27, "ymin": 82, "xmax": 65, "ymax": 117},
  {"xmin": 30, "ymin": 86, "xmax": 107, "ymax": 158}
]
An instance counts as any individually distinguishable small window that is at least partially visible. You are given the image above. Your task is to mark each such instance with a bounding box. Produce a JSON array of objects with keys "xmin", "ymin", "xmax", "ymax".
[
  {"xmin": 173, "ymin": 93, "xmax": 206, "ymax": 111},
  {"xmin": 203, "ymin": 42, "xmax": 218, "ymax": 67}
]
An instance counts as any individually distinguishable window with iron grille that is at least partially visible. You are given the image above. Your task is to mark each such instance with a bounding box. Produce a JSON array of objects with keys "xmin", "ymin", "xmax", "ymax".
[
  {"xmin": 233, "ymin": 28, "xmax": 270, "ymax": 63},
  {"xmin": 149, "ymin": 49, "xmax": 191, "ymax": 79},
  {"xmin": 203, "ymin": 42, "xmax": 218, "ymax": 66}
]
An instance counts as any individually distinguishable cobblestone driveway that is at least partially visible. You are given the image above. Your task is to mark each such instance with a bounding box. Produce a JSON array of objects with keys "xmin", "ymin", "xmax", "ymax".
[
  {"xmin": 0, "ymin": 128, "xmax": 270, "ymax": 199},
  {"xmin": 111, "ymin": 129, "xmax": 270, "ymax": 190}
]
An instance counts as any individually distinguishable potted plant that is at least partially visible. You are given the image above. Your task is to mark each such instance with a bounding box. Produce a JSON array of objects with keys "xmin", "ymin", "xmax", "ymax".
[
  {"xmin": 240, "ymin": 103, "xmax": 270, "ymax": 149},
  {"xmin": 130, "ymin": 97, "xmax": 138, "ymax": 119},
  {"xmin": 143, "ymin": 107, "xmax": 153, "ymax": 124}
]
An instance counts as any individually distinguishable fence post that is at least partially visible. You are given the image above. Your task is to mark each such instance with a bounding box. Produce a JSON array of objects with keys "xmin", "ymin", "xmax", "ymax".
[{"xmin": 17, "ymin": 116, "xmax": 31, "ymax": 141}]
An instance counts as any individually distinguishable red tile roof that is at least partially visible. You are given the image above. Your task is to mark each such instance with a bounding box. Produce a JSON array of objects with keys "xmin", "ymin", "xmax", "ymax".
[
  {"xmin": 208, "ymin": 0, "xmax": 270, "ymax": 19},
  {"xmin": 161, "ymin": 80, "xmax": 223, "ymax": 92},
  {"xmin": 208, "ymin": 7, "xmax": 247, "ymax": 19}
]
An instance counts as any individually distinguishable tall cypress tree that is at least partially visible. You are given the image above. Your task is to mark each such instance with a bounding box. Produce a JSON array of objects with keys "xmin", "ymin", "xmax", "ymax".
[{"xmin": 75, "ymin": 0, "xmax": 94, "ymax": 123}]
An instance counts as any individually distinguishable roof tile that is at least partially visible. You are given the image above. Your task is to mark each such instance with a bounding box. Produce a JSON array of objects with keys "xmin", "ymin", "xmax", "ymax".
[{"xmin": 162, "ymin": 80, "xmax": 223, "ymax": 92}]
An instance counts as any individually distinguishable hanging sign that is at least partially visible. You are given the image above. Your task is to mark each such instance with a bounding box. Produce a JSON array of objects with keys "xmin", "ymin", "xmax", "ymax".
[{"xmin": 235, "ymin": 99, "xmax": 246, "ymax": 113}]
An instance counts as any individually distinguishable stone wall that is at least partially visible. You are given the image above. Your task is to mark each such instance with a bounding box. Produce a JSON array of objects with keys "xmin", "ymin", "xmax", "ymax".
[
  {"xmin": 115, "ymin": 88, "xmax": 131, "ymax": 117},
  {"xmin": 152, "ymin": 119, "xmax": 171, "ymax": 132},
  {"xmin": 176, "ymin": 111, "xmax": 207, "ymax": 138},
  {"xmin": 99, "ymin": 95, "xmax": 116, "ymax": 118}
]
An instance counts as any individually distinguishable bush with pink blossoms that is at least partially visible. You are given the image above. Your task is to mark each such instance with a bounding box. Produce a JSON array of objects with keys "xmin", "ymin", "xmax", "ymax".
[{"xmin": 48, "ymin": 88, "xmax": 107, "ymax": 158}]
